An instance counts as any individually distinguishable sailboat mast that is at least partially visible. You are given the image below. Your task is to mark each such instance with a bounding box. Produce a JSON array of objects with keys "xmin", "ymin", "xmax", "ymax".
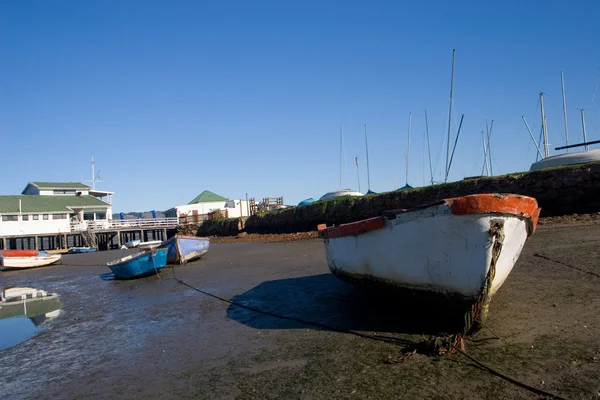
[
  {"xmin": 580, "ymin": 109, "xmax": 589, "ymax": 150},
  {"xmin": 445, "ymin": 49, "xmax": 456, "ymax": 183},
  {"xmin": 539, "ymin": 92, "xmax": 549, "ymax": 158},
  {"xmin": 364, "ymin": 123, "xmax": 371, "ymax": 191},
  {"xmin": 406, "ymin": 112, "xmax": 411, "ymax": 185},
  {"xmin": 339, "ymin": 124, "xmax": 343, "ymax": 190},
  {"xmin": 91, "ymin": 157, "xmax": 95, "ymax": 189},
  {"xmin": 561, "ymin": 71, "xmax": 569, "ymax": 152},
  {"xmin": 424, "ymin": 110, "xmax": 433, "ymax": 185}
]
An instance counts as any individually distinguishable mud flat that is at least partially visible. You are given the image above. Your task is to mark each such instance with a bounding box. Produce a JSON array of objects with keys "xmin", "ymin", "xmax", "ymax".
[{"xmin": 1, "ymin": 224, "xmax": 599, "ymax": 399}]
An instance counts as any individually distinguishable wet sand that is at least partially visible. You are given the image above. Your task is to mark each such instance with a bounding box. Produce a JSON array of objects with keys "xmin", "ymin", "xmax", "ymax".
[{"xmin": 1, "ymin": 224, "xmax": 600, "ymax": 399}]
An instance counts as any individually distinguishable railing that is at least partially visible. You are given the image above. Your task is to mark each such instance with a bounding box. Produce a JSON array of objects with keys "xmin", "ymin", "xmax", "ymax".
[{"xmin": 70, "ymin": 217, "xmax": 180, "ymax": 232}]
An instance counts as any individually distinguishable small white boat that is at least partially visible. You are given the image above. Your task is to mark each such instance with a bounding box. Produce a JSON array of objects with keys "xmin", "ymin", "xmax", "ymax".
[
  {"xmin": 138, "ymin": 240, "xmax": 163, "ymax": 250},
  {"xmin": 318, "ymin": 193, "xmax": 540, "ymax": 332},
  {"xmin": 124, "ymin": 239, "xmax": 141, "ymax": 248},
  {"xmin": 1, "ymin": 287, "xmax": 54, "ymax": 302},
  {"xmin": 319, "ymin": 189, "xmax": 364, "ymax": 201},
  {"xmin": 0, "ymin": 250, "xmax": 62, "ymax": 270},
  {"xmin": 530, "ymin": 148, "xmax": 600, "ymax": 171}
]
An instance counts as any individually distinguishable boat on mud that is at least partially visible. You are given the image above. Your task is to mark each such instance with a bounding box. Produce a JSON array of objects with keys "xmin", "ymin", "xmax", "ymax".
[
  {"xmin": 67, "ymin": 247, "xmax": 97, "ymax": 254},
  {"xmin": 0, "ymin": 250, "xmax": 62, "ymax": 270},
  {"xmin": 159, "ymin": 235, "xmax": 210, "ymax": 264},
  {"xmin": 317, "ymin": 193, "xmax": 540, "ymax": 333},
  {"xmin": 137, "ymin": 240, "xmax": 163, "ymax": 250},
  {"xmin": 106, "ymin": 248, "xmax": 168, "ymax": 279}
]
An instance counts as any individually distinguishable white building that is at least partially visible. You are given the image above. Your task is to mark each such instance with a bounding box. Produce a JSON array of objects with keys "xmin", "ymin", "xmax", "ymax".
[
  {"xmin": 0, "ymin": 181, "xmax": 113, "ymax": 237},
  {"xmin": 164, "ymin": 190, "xmax": 250, "ymax": 222}
]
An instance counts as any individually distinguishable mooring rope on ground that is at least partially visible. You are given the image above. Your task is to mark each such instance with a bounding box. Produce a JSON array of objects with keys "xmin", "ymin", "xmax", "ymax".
[
  {"xmin": 534, "ymin": 253, "xmax": 600, "ymax": 279},
  {"xmin": 167, "ymin": 265, "xmax": 568, "ymax": 400}
]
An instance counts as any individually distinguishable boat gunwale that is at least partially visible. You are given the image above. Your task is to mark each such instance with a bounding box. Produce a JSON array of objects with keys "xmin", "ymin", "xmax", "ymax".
[
  {"xmin": 106, "ymin": 248, "xmax": 167, "ymax": 267},
  {"xmin": 318, "ymin": 193, "xmax": 540, "ymax": 239}
]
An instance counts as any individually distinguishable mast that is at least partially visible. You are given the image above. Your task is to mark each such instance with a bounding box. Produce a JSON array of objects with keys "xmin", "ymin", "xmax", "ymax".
[
  {"xmin": 561, "ymin": 71, "xmax": 569, "ymax": 152},
  {"xmin": 481, "ymin": 131, "xmax": 488, "ymax": 176},
  {"xmin": 540, "ymin": 92, "xmax": 549, "ymax": 158},
  {"xmin": 522, "ymin": 116, "xmax": 544, "ymax": 159},
  {"xmin": 91, "ymin": 157, "xmax": 95, "ymax": 189},
  {"xmin": 424, "ymin": 110, "xmax": 433, "ymax": 185},
  {"xmin": 580, "ymin": 109, "xmax": 589, "ymax": 150},
  {"xmin": 364, "ymin": 123, "xmax": 371, "ymax": 192},
  {"xmin": 406, "ymin": 112, "xmax": 411, "ymax": 185},
  {"xmin": 445, "ymin": 49, "xmax": 456, "ymax": 183},
  {"xmin": 355, "ymin": 157, "xmax": 361, "ymax": 193},
  {"xmin": 339, "ymin": 124, "xmax": 343, "ymax": 190},
  {"xmin": 487, "ymin": 120, "xmax": 494, "ymax": 176}
]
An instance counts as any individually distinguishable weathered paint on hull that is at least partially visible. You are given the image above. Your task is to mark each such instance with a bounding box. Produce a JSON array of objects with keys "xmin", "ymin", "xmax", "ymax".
[
  {"xmin": 106, "ymin": 248, "xmax": 168, "ymax": 279},
  {"xmin": 0, "ymin": 254, "xmax": 62, "ymax": 270},
  {"xmin": 160, "ymin": 236, "xmax": 210, "ymax": 265},
  {"xmin": 319, "ymin": 194, "xmax": 540, "ymax": 331},
  {"xmin": 324, "ymin": 209, "xmax": 527, "ymax": 298}
]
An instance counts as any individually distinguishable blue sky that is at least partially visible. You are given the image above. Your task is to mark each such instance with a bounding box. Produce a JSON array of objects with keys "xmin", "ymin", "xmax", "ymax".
[{"xmin": 1, "ymin": 0, "xmax": 599, "ymax": 212}]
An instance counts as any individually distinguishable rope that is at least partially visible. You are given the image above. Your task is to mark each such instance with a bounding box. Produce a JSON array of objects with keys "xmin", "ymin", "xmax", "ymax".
[
  {"xmin": 534, "ymin": 253, "xmax": 600, "ymax": 279},
  {"xmin": 167, "ymin": 264, "xmax": 569, "ymax": 399}
]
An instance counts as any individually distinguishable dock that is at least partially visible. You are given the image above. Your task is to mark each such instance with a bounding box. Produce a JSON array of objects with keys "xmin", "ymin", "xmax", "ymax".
[{"xmin": 0, "ymin": 217, "xmax": 180, "ymax": 251}]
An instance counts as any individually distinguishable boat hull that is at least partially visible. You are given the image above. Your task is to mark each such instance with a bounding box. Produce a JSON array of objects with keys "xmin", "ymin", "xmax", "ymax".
[
  {"xmin": 319, "ymin": 194, "xmax": 540, "ymax": 331},
  {"xmin": 138, "ymin": 241, "xmax": 163, "ymax": 250},
  {"xmin": 160, "ymin": 236, "xmax": 210, "ymax": 264},
  {"xmin": 530, "ymin": 148, "xmax": 600, "ymax": 171},
  {"xmin": 67, "ymin": 247, "xmax": 97, "ymax": 254},
  {"xmin": 124, "ymin": 239, "xmax": 141, "ymax": 249},
  {"xmin": 0, "ymin": 252, "xmax": 62, "ymax": 270},
  {"xmin": 106, "ymin": 248, "xmax": 168, "ymax": 279}
]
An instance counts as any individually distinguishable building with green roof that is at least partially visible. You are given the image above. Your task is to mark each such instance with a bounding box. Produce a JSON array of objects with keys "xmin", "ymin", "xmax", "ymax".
[
  {"xmin": 0, "ymin": 181, "xmax": 113, "ymax": 237},
  {"xmin": 165, "ymin": 190, "xmax": 249, "ymax": 220}
]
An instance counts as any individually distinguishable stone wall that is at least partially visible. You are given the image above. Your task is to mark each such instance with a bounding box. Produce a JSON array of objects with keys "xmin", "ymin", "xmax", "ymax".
[
  {"xmin": 243, "ymin": 162, "xmax": 600, "ymax": 234},
  {"xmin": 196, "ymin": 217, "xmax": 246, "ymax": 237}
]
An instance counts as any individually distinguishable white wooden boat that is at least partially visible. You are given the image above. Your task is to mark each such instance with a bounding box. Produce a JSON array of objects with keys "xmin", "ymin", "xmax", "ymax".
[
  {"xmin": 318, "ymin": 193, "xmax": 540, "ymax": 333},
  {"xmin": 0, "ymin": 250, "xmax": 62, "ymax": 270},
  {"xmin": 1, "ymin": 287, "xmax": 54, "ymax": 302},
  {"xmin": 530, "ymin": 148, "xmax": 600, "ymax": 171},
  {"xmin": 137, "ymin": 240, "xmax": 163, "ymax": 250},
  {"xmin": 319, "ymin": 189, "xmax": 364, "ymax": 201}
]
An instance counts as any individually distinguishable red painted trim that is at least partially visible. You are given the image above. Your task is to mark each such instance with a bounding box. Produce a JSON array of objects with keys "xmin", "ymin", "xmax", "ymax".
[
  {"xmin": 0, "ymin": 250, "xmax": 39, "ymax": 257},
  {"xmin": 319, "ymin": 193, "xmax": 541, "ymax": 239},
  {"xmin": 318, "ymin": 217, "xmax": 385, "ymax": 239},
  {"xmin": 447, "ymin": 194, "xmax": 541, "ymax": 232}
]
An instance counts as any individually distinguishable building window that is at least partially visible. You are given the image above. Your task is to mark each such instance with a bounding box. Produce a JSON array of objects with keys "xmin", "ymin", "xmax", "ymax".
[
  {"xmin": 33, "ymin": 215, "xmax": 39, "ymax": 220},
  {"xmin": 83, "ymin": 213, "xmax": 94, "ymax": 221},
  {"xmin": 22, "ymin": 215, "xmax": 29, "ymax": 221},
  {"xmin": 95, "ymin": 212, "xmax": 106, "ymax": 220},
  {"xmin": 52, "ymin": 214, "xmax": 67, "ymax": 220},
  {"xmin": 42, "ymin": 214, "xmax": 49, "ymax": 220},
  {"xmin": 53, "ymin": 189, "xmax": 76, "ymax": 195},
  {"xmin": 2, "ymin": 215, "xmax": 18, "ymax": 221}
]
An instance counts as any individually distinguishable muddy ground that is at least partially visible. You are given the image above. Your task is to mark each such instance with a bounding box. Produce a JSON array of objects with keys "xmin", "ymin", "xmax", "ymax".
[{"xmin": 1, "ymin": 223, "xmax": 600, "ymax": 399}]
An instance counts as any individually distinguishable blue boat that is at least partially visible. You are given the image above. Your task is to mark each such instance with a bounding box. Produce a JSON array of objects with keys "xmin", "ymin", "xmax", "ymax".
[
  {"xmin": 67, "ymin": 247, "xmax": 97, "ymax": 254},
  {"xmin": 298, "ymin": 198, "xmax": 317, "ymax": 206},
  {"xmin": 159, "ymin": 235, "xmax": 210, "ymax": 265},
  {"xmin": 106, "ymin": 248, "xmax": 168, "ymax": 279}
]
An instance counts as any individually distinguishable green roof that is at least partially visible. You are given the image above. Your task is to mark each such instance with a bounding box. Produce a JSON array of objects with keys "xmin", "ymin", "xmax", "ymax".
[
  {"xmin": 188, "ymin": 190, "xmax": 228, "ymax": 204},
  {"xmin": 28, "ymin": 182, "xmax": 90, "ymax": 190},
  {"xmin": 0, "ymin": 195, "xmax": 109, "ymax": 214}
]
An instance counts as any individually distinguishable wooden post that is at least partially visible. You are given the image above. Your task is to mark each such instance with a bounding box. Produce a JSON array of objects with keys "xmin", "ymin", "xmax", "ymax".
[
  {"xmin": 34, "ymin": 236, "xmax": 39, "ymax": 250},
  {"xmin": 117, "ymin": 230, "xmax": 121, "ymax": 248}
]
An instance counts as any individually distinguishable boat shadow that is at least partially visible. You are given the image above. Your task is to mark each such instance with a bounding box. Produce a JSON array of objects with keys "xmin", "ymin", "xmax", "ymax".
[{"xmin": 226, "ymin": 274, "xmax": 466, "ymax": 336}]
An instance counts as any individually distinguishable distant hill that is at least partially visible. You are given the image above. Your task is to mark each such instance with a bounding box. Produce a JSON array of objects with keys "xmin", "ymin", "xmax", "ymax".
[{"xmin": 112, "ymin": 211, "xmax": 166, "ymax": 219}]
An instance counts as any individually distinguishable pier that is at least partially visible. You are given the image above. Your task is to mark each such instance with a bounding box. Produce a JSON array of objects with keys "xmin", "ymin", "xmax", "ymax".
[{"xmin": 0, "ymin": 217, "xmax": 180, "ymax": 251}]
